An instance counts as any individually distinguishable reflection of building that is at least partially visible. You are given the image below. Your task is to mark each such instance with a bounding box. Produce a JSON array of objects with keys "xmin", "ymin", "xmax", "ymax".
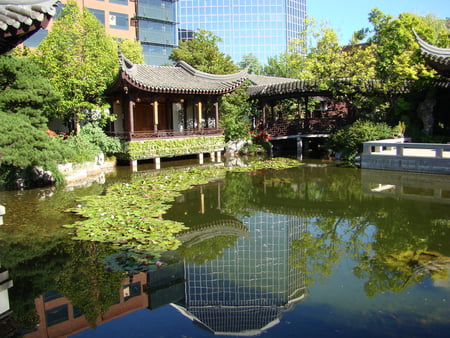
[
  {"xmin": 25, "ymin": 273, "xmax": 148, "ymax": 338},
  {"xmin": 177, "ymin": 0, "xmax": 307, "ymax": 63},
  {"xmin": 171, "ymin": 212, "xmax": 307, "ymax": 336}
]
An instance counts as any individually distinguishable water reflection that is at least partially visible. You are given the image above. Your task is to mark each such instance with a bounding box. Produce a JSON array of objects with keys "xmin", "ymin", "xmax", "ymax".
[{"xmin": 0, "ymin": 163, "xmax": 448, "ymax": 337}]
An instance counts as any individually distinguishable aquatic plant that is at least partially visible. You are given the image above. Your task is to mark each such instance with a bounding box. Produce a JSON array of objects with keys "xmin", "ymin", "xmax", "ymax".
[{"xmin": 64, "ymin": 157, "xmax": 301, "ymax": 253}]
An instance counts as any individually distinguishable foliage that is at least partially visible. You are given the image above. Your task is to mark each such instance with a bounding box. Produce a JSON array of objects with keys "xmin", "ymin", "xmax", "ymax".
[
  {"xmin": 238, "ymin": 53, "xmax": 263, "ymax": 74},
  {"xmin": 0, "ymin": 55, "xmax": 59, "ymax": 128},
  {"xmin": 0, "ymin": 112, "xmax": 71, "ymax": 187},
  {"xmin": 327, "ymin": 120, "xmax": 395, "ymax": 160},
  {"xmin": 33, "ymin": 0, "xmax": 118, "ymax": 132},
  {"xmin": 124, "ymin": 136, "xmax": 225, "ymax": 160},
  {"xmin": 115, "ymin": 38, "xmax": 145, "ymax": 64},
  {"xmin": 368, "ymin": 10, "xmax": 448, "ymax": 87},
  {"xmin": 65, "ymin": 158, "xmax": 301, "ymax": 252},
  {"xmin": 76, "ymin": 124, "xmax": 122, "ymax": 155},
  {"xmin": 56, "ymin": 241, "xmax": 125, "ymax": 327},
  {"xmin": 169, "ymin": 29, "xmax": 238, "ymax": 74},
  {"xmin": 220, "ymin": 86, "xmax": 255, "ymax": 141}
]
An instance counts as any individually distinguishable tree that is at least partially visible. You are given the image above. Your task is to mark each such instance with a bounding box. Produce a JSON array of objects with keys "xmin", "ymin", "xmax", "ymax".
[
  {"xmin": 238, "ymin": 53, "xmax": 263, "ymax": 74},
  {"xmin": 116, "ymin": 38, "xmax": 145, "ymax": 64},
  {"xmin": 169, "ymin": 29, "xmax": 238, "ymax": 74},
  {"xmin": 33, "ymin": 0, "xmax": 118, "ymax": 133},
  {"xmin": 0, "ymin": 55, "xmax": 59, "ymax": 129}
]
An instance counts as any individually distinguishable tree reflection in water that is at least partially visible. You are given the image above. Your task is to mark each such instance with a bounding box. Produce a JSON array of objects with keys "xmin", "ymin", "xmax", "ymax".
[{"xmin": 0, "ymin": 163, "xmax": 448, "ymax": 336}]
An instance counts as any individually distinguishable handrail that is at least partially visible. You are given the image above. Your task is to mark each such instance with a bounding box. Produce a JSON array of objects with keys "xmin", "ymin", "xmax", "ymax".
[
  {"xmin": 107, "ymin": 128, "xmax": 224, "ymax": 140},
  {"xmin": 362, "ymin": 139, "xmax": 450, "ymax": 159}
]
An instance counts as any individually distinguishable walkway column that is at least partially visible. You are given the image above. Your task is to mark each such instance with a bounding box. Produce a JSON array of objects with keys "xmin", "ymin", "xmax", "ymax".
[
  {"xmin": 155, "ymin": 157, "xmax": 161, "ymax": 170},
  {"xmin": 198, "ymin": 153, "xmax": 204, "ymax": 165},
  {"xmin": 262, "ymin": 104, "xmax": 266, "ymax": 126},
  {"xmin": 197, "ymin": 101, "xmax": 202, "ymax": 130},
  {"xmin": 153, "ymin": 100, "xmax": 159, "ymax": 132}
]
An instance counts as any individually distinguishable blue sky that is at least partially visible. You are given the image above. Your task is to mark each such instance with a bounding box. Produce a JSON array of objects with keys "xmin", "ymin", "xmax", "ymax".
[{"xmin": 307, "ymin": 0, "xmax": 450, "ymax": 43}]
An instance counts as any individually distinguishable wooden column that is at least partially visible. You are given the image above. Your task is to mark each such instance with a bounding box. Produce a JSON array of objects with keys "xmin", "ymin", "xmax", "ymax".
[
  {"xmin": 197, "ymin": 101, "xmax": 202, "ymax": 130},
  {"xmin": 214, "ymin": 101, "xmax": 219, "ymax": 129},
  {"xmin": 262, "ymin": 104, "xmax": 266, "ymax": 126},
  {"xmin": 153, "ymin": 100, "xmax": 159, "ymax": 132},
  {"xmin": 128, "ymin": 98, "xmax": 135, "ymax": 139}
]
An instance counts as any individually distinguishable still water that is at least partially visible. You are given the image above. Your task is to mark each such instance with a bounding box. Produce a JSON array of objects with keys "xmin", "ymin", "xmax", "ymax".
[{"xmin": 0, "ymin": 159, "xmax": 449, "ymax": 338}]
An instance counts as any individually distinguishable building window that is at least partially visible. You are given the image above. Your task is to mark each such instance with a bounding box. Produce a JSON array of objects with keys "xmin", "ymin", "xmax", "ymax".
[
  {"xmin": 45, "ymin": 304, "xmax": 69, "ymax": 327},
  {"xmin": 87, "ymin": 8, "xmax": 105, "ymax": 25},
  {"xmin": 109, "ymin": 0, "xmax": 128, "ymax": 5},
  {"xmin": 109, "ymin": 12, "xmax": 129, "ymax": 30}
]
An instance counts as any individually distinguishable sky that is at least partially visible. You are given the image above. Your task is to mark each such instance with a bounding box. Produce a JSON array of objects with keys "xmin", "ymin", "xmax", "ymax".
[{"xmin": 307, "ymin": 0, "xmax": 450, "ymax": 43}]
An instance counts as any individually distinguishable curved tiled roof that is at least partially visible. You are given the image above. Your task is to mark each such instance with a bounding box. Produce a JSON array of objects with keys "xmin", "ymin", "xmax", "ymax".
[
  {"xmin": 414, "ymin": 30, "xmax": 450, "ymax": 77},
  {"xmin": 0, "ymin": 0, "xmax": 59, "ymax": 54},
  {"xmin": 117, "ymin": 52, "xmax": 249, "ymax": 95},
  {"xmin": 247, "ymin": 77, "xmax": 381, "ymax": 97}
]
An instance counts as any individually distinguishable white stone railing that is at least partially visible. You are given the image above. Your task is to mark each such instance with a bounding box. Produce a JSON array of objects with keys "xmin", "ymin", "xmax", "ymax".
[
  {"xmin": 361, "ymin": 138, "xmax": 450, "ymax": 174},
  {"xmin": 363, "ymin": 138, "xmax": 450, "ymax": 159}
]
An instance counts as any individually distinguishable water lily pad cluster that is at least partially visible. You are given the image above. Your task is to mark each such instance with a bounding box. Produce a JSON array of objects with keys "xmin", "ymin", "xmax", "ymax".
[{"xmin": 65, "ymin": 157, "xmax": 301, "ymax": 253}]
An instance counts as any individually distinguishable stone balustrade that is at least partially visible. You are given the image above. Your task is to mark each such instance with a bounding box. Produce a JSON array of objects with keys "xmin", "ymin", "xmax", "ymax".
[{"xmin": 361, "ymin": 138, "xmax": 450, "ymax": 174}]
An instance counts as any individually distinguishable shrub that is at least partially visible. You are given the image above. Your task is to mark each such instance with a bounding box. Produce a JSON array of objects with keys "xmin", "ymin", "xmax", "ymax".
[
  {"xmin": 327, "ymin": 120, "xmax": 395, "ymax": 160},
  {"xmin": 76, "ymin": 124, "xmax": 122, "ymax": 155}
]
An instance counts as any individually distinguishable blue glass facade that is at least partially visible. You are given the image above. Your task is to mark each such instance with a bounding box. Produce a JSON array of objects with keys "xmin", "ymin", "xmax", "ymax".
[
  {"xmin": 177, "ymin": 0, "xmax": 306, "ymax": 64},
  {"xmin": 137, "ymin": 0, "xmax": 179, "ymax": 65}
]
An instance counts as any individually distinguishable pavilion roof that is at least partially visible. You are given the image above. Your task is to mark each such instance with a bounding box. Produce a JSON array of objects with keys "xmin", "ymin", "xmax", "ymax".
[
  {"xmin": 414, "ymin": 30, "xmax": 450, "ymax": 77},
  {"xmin": 0, "ymin": 0, "xmax": 59, "ymax": 54},
  {"xmin": 111, "ymin": 52, "xmax": 249, "ymax": 95}
]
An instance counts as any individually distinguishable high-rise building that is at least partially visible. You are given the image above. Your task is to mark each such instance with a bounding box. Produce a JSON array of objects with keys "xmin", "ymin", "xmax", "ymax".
[
  {"xmin": 136, "ymin": 0, "xmax": 179, "ymax": 65},
  {"xmin": 177, "ymin": 0, "xmax": 307, "ymax": 64},
  {"xmin": 23, "ymin": 0, "xmax": 179, "ymax": 66}
]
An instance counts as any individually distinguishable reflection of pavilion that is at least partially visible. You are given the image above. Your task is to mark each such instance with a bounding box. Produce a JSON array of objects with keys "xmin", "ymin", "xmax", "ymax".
[{"xmin": 168, "ymin": 212, "xmax": 307, "ymax": 336}]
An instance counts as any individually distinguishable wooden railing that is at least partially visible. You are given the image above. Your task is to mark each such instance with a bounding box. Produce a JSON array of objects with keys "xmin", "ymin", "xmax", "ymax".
[
  {"xmin": 265, "ymin": 118, "xmax": 348, "ymax": 137},
  {"xmin": 107, "ymin": 128, "xmax": 224, "ymax": 140}
]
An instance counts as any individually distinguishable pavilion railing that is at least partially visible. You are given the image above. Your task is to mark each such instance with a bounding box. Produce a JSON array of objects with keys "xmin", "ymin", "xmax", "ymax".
[
  {"xmin": 107, "ymin": 128, "xmax": 224, "ymax": 140},
  {"xmin": 264, "ymin": 117, "xmax": 349, "ymax": 138}
]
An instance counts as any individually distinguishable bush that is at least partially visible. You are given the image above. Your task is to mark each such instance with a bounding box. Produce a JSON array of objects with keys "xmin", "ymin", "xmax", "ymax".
[
  {"xmin": 76, "ymin": 124, "xmax": 122, "ymax": 155},
  {"xmin": 327, "ymin": 120, "xmax": 395, "ymax": 160},
  {"xmin": 0, "ymin": 112, "xmax": 69, "ymax": 188}
]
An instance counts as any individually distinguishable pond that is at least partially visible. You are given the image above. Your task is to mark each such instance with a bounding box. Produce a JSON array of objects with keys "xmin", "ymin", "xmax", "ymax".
[{"xmin": 0, "ymin": 159, "xmax": 449, "ymax": 338}]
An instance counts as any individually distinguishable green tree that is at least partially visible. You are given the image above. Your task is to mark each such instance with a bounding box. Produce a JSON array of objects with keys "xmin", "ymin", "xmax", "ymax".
[
  {"xmin": 219, "ymin": 85, "xmax": 255, "ymax": 141},
  {"xmin": 238, "ymin": 53, "xmax": 263, "ymax": 74},
  {"xmin": 34, "ymin": 0, "xmax": 118, "ymax": 133},
  {"xmin": 116, "ymin": 38, "xmax": 145, "ymax": 64},
  {"xmin": 169, "ymin": 29, "xmax": 238, "ymax": 74},
  {"xmin": 0, "ymin": 55, "xmax": 59, "ymax": 128}
]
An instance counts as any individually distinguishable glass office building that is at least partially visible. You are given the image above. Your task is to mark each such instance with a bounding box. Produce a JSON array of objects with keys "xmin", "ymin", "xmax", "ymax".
[
  {"xmin": 177, "ymin": 0, "xmax": 306, "ymax": 64},
  {"xmin": 136, "ymin": 0, "xmax": 179, "ymax": 65}
]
